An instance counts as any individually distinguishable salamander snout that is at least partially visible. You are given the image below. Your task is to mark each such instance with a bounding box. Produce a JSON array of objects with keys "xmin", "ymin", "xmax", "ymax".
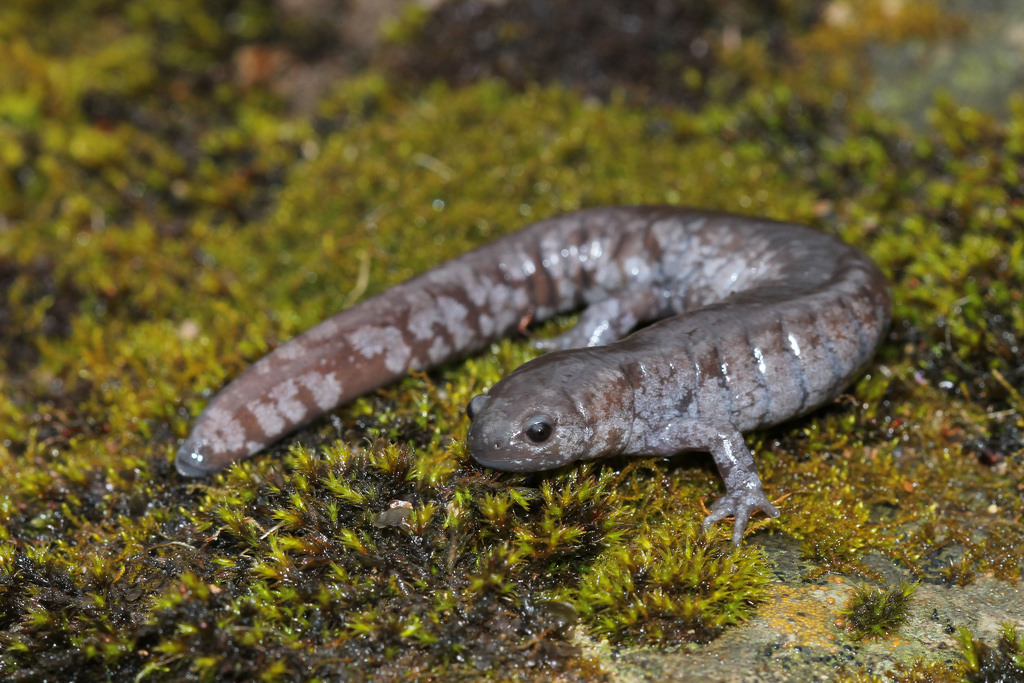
[{"xmin": 465, "ymin": 388, "xmax": 580, "ymax": 473}]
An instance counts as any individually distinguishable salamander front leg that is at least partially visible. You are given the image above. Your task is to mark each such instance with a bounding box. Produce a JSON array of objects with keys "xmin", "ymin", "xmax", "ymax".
[
  {"xmin": 639, "ymin": 419, "xmax": 779, "ymax": 545},
  {"xmin": 534, "ymin": 287, "xmax": 661, "ymax": 350}
]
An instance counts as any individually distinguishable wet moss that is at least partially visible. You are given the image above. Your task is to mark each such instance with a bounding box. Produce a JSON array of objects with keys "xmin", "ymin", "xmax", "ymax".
[
  {"xmin": 571, "ymin": 521, "xmax": 771, "ymax": 645},
  {"xmin": 840, "ymin": 581, "xmax": 918, "ymax": 640},
  {"xmin": 959, "ymin": 624, "xmax": 1024, "ymax": 682},
  {"xmin": 884, "ymin": 659, "xmax": 966, "ymax": 683},
  {"xmin": 1, "ymin": 0, "xmax": 1023, "ymax": 680},
  {"xmin": 135, "ymin": 443, "xmax": 623, "ymax": 680}
]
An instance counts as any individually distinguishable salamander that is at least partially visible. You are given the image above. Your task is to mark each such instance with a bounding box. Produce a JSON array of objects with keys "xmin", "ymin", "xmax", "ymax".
[{"xmin": 177, "ymin": 206, "xmax": 891, "ymax": 544}]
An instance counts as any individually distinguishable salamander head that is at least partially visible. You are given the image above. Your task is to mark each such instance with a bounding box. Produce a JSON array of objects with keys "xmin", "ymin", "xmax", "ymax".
[{"xmin": 466, "ymin": 351, "xmax": 632, "ymax": 472}]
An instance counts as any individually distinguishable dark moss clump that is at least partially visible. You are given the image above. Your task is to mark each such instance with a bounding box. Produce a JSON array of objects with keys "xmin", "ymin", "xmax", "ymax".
[
  {"xmin": 840, "ymin": 581, "xmax": 918, "ymax": 640},
  {"xmin": 380, "ymin": 0, "xmax": 826, "ymax": 106},
  {"xmin": 1, "ymin": 436, "xmax": 624, "ymax": 680},
  {"xmin": 959, "ymin": 624, "xmax": 1024, "ymax": 682},
  {"xmin": 204, "ymin": 447, "xmax": 623, "ymax": 679},
  {"xmin": 934, "ymin": 552, "xmax": 978, "ymax": 588}
]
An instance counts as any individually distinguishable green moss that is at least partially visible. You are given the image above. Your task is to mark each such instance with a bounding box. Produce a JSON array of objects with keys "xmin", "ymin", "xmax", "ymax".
[
  {"xmin": 958, "ymin": 624, "xmax": 1024, "ymax": 681},
  {"xmin": 1, "ymin": 0, "xmax": 1023, "ymax": 679},
  {"xmin": 885, "ymin": 659, "xmax": 968, "ymax": 683},
  {"xmin": 840, "ymin": 581, "xmax": 918, "ymax": 640},
  {"xmin": 145, "ymin": 444, "xmax": 627, "ymax": 679},
  {"xmin": 571, "ymin": 524, "xmax": 771, "ymax": 645}
]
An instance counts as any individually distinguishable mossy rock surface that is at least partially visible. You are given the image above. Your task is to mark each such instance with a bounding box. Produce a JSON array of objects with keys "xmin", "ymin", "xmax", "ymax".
[{"xmin": 1, "ymin": 1, "xmax": 1022, "ymax": 680}]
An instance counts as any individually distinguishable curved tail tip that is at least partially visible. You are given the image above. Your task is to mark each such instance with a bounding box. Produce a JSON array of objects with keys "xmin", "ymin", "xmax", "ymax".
[{"xmin": 175, "ymin": 443, "xmax": 213, "ymax": 478}]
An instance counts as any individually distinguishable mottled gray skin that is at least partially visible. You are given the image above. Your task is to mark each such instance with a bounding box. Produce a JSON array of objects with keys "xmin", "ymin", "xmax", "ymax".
[{"xmin": 178, "ymin": 206, "xmax": 891, "ymax": 544}]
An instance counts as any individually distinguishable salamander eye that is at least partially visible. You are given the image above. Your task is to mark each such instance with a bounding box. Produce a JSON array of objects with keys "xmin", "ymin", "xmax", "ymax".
[{"xmin": 524, "ymin": 416, "xmax": 553, "ymax": 443}]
